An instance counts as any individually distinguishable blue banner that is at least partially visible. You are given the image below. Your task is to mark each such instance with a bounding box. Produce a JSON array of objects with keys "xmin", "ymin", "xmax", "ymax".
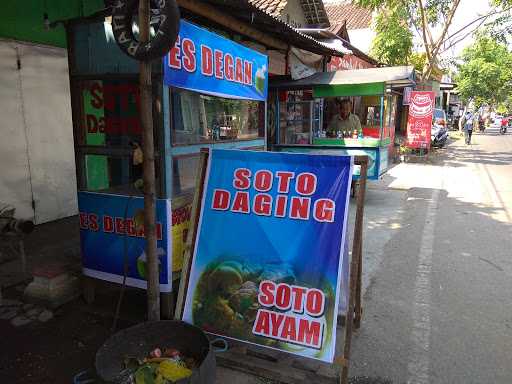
[
  {"xmin": 78, "ymin": 192, "xmax": 172, "ymax": 292},
  {"xmin": 164, "ymin": 20, "xmax": 268, "ymax": 101},
  {"xmin": 183, "ymin": 150, "xmax": 353, "ymax": 363}
]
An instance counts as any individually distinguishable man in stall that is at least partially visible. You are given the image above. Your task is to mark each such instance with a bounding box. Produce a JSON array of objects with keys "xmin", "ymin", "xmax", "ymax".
[{"xmin": 327, "ymin": 98, "xmax": 362, "ymax": 138}]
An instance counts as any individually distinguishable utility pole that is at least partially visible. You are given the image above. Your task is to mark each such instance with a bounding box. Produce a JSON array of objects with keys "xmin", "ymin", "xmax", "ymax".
[{"xmin": 139, "ymin": 0, "xmax": 160, "ymax": 321}]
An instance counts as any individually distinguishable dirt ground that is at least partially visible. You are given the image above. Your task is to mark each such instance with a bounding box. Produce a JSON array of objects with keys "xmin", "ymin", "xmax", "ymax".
[
  {"xmin": 0, "ymin": 281, "xmax": 150, "ymax": 384},
  {"xmin": 0, "ymin": 216, "xmax": 148, "ymax": 383}
]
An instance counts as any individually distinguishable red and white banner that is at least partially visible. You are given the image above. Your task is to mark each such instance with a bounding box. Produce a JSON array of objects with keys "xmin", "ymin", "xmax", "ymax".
[
  {"xmin": 327, "ymin": 55, "xmax": 374, "ymax": 71},
  {"xmin": 406, "ymin": 91, "xmax": 435, "ymax": 149}
]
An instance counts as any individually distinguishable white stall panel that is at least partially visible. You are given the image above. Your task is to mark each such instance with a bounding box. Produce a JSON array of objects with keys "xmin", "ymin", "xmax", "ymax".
[
  {"xmin": 0, "ymin": 42, "xmax": 34, "ymax": 220},
  {"xmin": 18, "ymin": 43, "xmax": 77, "ymax": 223},
  {"xmin": 0, "ymin": 41, "xmax": 77, "ymax": 224}
]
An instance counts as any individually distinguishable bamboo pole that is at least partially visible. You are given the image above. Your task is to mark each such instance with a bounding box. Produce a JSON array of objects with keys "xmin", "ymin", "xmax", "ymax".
[{"xmin": 139, "ymin": 0, "xmax": 160, "ymax": 321}]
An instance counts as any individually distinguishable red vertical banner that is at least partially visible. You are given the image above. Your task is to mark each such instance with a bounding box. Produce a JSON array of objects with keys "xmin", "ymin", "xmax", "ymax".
[{"xmin": 406, "ymin": 91, "xmax": 435, "ymax": 149}]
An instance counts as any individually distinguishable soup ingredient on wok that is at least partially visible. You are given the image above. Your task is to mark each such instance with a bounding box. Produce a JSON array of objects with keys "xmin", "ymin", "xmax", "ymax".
[
  {"xmin": 149, "ymin": 348, "xmax": 162, "ymax": 358},
  {"xmin": 131, "ymin": 347, "xmax": 195, "ymax": 384},
  {"xmin": 163, "ymin": 348, "xmax": 181, "ymax": 359},
  {"xmin": 157, "ymin": 359, "xmax": 192, "ymax": 382}
]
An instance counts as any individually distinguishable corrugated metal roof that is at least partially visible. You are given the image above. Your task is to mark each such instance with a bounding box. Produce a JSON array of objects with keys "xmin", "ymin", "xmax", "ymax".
[
  {"xmin": 297, "ymin": 27, "xmax": 381, "ymax": 65},
  {"xmin": 197, "ymin": 0, "xmax": 346, "ymax": 56},
  {"xmin": 325, "ymin": 1, "xmax": 372, "ymax": 30},
  {"xmin": 270, "ymin": 66, "xmax": 416, "ymax": 88}
]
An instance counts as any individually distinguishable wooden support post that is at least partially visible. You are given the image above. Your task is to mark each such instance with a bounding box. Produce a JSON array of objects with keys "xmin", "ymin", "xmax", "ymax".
[
  {"xmin": 174, "ymin": 149, "xmax": 210, "ymax": 320},
  {"xmin": 160, "ymin": 292, "xmax": 174, "ymax": 320},
  {"xmin": 139, "ymin": 0, "xmax": 160, "ymax": 321},
  {"xmin": 353, "ymin": 157, "xmax": 368, "ymax": 329},
  {"xmin": 340, "ymin": 155, "xmax": 368, "ymax": 384}
]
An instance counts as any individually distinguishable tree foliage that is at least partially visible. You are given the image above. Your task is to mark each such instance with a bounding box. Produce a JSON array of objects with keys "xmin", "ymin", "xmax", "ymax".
[
  {"xmin": 370, "ymin": 6, "xmax": 414, "ymax": 66},
  {"xmin": 355, "ymin": 0, "xmax": 462, "ymax": 80},
  {"xmin": 456, "ymin": 34, "xmax": 512, "ymax": 109},
  {"xmin": 492, "ymin": 0, "xmax": 512, "ymax": 5},
  {"xmin": 486, "ymin": 2, "xmax": 512, "ymax": 45}
]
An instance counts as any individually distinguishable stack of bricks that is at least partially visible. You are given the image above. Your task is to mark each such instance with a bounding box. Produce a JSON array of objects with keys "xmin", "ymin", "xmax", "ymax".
[{"xmin": 24, "ymin": 263, "xmax": 79, "ymax": 308}]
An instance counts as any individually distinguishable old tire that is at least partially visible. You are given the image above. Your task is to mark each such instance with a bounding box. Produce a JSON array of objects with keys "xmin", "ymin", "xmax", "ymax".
[{"xmin": 111, "ymin": 0, "xmax": 180, "ymax": 61}]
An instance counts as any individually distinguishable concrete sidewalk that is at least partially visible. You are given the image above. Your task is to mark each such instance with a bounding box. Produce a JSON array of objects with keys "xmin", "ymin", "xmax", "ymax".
[{"xmin": 342, "ymin": 132, "xmax": 512, "ymax": 383}]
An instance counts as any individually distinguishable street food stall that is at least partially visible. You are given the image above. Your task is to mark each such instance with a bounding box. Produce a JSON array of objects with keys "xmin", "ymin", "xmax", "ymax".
[
  {"xmin": 269, "ymin": 66, "xmax": 416, "ymax": 181},
  {"xmin": 66, "ymin": 14, "xmax": 268, "ymax": 306}
]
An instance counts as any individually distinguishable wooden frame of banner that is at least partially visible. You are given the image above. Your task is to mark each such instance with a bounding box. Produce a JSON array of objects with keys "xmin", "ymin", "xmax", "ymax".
[
  {"xmin": 174, "ymin": 148, "xmax": 210, "ymax": 320},
  {"xmin": 339, "ymin": 155, "xmax": 368, "ymax": 383},
  {"xmin": 175, "ymin": 149, "xmax": 369, "ymax": 384}
]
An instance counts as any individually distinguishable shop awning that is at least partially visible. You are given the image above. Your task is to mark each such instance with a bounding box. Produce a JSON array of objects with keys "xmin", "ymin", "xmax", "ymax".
[{"xmin": 270, "ymin": 66, "xmax": 416, "ymax": 96}]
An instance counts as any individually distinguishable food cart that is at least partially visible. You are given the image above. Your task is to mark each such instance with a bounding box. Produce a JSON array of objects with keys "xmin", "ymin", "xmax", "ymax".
[
  {"xmin": 66, "ymin": 15, "xmax": 268, "ymax": 309},
  {"xmin": 268, "ymin": 66, "xmax": 416, "ymax": 182}
]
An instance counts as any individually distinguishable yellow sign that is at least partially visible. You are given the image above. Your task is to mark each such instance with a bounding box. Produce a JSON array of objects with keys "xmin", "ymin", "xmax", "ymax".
[{"xmin": 171, "ymin": 202, "xmax": 192, "ymax": 272}]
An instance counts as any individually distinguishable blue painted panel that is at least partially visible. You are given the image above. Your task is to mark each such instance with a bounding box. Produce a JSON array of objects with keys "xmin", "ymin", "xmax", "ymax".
[
  {"xmin": 73, "ymin": 22, "xmax": 139, "ymax": 74},
  {"xmin": 271, "ymin": 145, "xmax": 380, "ymax": 180},
  {"xmin": 378, "ymin": 145, "xmax": 390, "ymax": 176},
  {"xmin": 170, "ymin": 139, "xmax": 265, "ymax": 156}
]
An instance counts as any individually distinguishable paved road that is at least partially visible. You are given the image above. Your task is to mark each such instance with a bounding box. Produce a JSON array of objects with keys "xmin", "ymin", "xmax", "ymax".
[{"xmin": 343, "ymin": 128, "xmax": 512, "ymax": 383}]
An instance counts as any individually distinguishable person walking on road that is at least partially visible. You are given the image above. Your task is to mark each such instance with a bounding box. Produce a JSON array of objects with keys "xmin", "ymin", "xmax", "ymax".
[{"xmin": 461, "ymin": 111, "xmax": 474, "ymax": 145}]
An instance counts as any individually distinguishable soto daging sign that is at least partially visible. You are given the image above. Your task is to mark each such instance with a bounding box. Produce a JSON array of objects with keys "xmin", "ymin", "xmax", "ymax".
[{"xmin": 183, "ymin": 150, "xmax": 353, "ymax": 363}]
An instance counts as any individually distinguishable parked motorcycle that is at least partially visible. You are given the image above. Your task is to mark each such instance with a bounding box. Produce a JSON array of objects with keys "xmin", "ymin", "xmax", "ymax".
[
  {"xmin": 431, "ymin": 122, "xmax": 448, "ymax": 147},
  {"xmin": 500, "ymin": 117, "xmax": 509, "ymax": 134}
]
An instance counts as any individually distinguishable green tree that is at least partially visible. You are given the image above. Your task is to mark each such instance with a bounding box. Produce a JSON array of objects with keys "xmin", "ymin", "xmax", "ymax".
[
  {"xmin": 456, "ymin": 34, "xmax": 512, "ymax": 109},
  {"xmin": 370, "ymin": 6, "xmax": 414, "ymax": 66},
  {"xmin": 356, "ymin": 0, "xmax": 462, "ymax": 80},
  {"xmin": 485, "ymin": 1, "xmax": 512, "ymax": 44}
]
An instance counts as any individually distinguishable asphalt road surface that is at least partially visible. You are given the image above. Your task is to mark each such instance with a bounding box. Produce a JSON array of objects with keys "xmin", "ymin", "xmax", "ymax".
[{"xmin": 344, "ymin": 128, "xmax": 512, "ymax": 384}]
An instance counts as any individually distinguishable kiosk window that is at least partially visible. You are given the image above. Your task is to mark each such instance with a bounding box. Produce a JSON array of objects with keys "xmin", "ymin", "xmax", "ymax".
[
  {"xmin": 279, "ymin": 91, "xmax": 321, "ymax": 144},
  {"xmin": 359, "ymin": 96, "xmax": 381, "ymax": 128},
  {"xmin": 172, "ymin": 155, "xmax": 199, "ymax": 197},
  {"xmin": 79, "ymin": 153, "xmax": 162, "ymax": 196},
  {"xmin": 171, "ymin": 88, "xmax": 263, "ymax": 145},
  {"xmin": 78, "ymin": 80, "xmax": 142, "ymax": 146},
  {"xmin": 383, "ymin": 95, "xmax": 397, "ymax": 139},
  {"xmin": 364, "ymin": 106, "xmax": 381, "ymax": 127},
  {"xmin": 385, "ymin": 95, "xmax": 397, "ymax": 127},
  {"xmin": 74, "ymin": 78, "xmax": 163, "ymax": 196}
]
